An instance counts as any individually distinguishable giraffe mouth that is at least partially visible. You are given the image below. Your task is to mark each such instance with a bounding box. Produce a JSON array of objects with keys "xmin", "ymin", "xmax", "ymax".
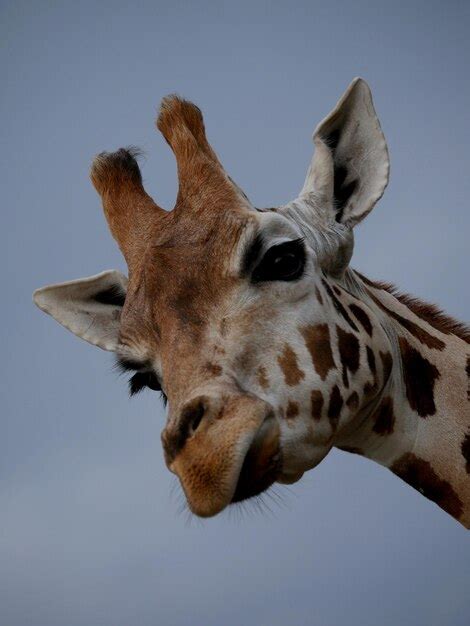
[
  {"xmin": 230, "ymin": 415, "xmax": 281, "ymax": 504},
  {"xmin": 170, "ymin": 397, "xmax": 279, "ymax": 517}
]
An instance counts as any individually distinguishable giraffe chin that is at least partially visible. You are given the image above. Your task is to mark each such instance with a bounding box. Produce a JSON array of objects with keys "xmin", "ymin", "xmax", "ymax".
[
  {"xmin": 276, "ymin": 471, "xmax": 304, "ymax": 485},
  {"xmin": 230, "ymin": 416, "xmax": 281, "ymax": 504}
]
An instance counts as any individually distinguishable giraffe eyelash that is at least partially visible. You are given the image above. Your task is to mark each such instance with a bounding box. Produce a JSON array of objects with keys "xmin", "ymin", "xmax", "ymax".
[
  {"xmin": 128, "ymin": 371, "xmax": 165, "ymax": 397},
  {"xmin": 115, "ymin": 356, "xmax": 152, "ymax": 373},
  {"xmin": 115, "ymin": 357, "xmax": 167, "ymax": 405}
]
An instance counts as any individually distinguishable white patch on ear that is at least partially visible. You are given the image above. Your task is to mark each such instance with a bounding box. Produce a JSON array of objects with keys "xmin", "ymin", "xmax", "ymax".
[
  {"xmin": 33, "ymin": 270, "xmax": 128, "ymax": 352},
  {"xmin": 299, "ymin": 77, "xmax": 390, "ymax": 227}
]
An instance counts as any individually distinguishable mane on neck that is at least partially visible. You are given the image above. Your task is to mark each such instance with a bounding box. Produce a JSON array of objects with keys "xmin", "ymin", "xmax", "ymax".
[{"xmin": 353, "ymin": 270, "xmax": 470, "ymax": 345}]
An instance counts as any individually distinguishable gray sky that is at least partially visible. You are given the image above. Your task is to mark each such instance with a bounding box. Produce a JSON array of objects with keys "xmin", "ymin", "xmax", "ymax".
[{"xmin": 1, "ymin": 1, "xmax": 469, "ymax": 625}]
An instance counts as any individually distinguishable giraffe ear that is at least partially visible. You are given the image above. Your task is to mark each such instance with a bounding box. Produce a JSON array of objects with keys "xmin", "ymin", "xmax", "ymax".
[
  {"xmin": 299, "ymin": 78, "xmax": 390, "ymax": 227},
  {"xmin": 33, "ymin": 270, "xmax": 127, "ymax": 352}
]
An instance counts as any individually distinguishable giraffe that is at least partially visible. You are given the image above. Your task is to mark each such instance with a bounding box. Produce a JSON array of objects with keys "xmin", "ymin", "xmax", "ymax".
[{"xmin": 33, "ymin": 78, "xmax": 470, "ymax": 526}]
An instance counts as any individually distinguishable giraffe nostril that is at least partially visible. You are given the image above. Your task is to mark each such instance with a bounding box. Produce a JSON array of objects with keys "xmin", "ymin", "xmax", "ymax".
[
  {"xmin": 164, "ymin": 396, "xmax": 213, "ymax": 462},
  {"xmin": 181, "ymin": 399, "xmax": 206, "ymax": 438},
  {"xmin": 190, "ymin": 402, "xmax": 205, "ymax": 434}
]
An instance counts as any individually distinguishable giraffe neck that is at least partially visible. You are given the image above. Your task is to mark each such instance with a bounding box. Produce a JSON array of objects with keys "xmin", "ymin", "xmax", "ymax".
[{"xmin": 335, "ymin": 272, "xmax": 470, "ymax": 528}]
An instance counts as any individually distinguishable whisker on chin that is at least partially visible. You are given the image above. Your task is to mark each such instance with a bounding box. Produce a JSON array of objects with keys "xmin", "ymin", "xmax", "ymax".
[
  {"xmin": 264, "ymin": 487, "xmax": 290, "ymax": 512},
  {"xmin": 169, "ymin": 476, "xmax": 181, "ymax": 501},
  {"xmin": 169, "ymin": 470, "xmax": 294, "ymax": 523},
  {"xmin": 169, "ymin": 478, "xmax": 204, "ymax": 527}
]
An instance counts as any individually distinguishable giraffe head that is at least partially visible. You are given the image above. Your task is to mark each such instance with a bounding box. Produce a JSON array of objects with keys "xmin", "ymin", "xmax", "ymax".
[{"xmin": 34, "ymin": 79, "xmax": 392, "ymax": 517}]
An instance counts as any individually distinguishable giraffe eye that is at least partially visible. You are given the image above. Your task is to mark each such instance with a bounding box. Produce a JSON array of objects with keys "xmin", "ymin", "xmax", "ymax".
[
  {"xmin": 115, "ymin": 356, "xmax": 167, "ymax": 405},
  {"xmin": 128, "ymin": 372, "xmax": 168, "ymax": 406},
  {"xmin": 129, "ymin": 371, "xmax": 162, "ymax": 395},
  {"xmin": 252, "ymin": 239, "xmax": 306, "ymax": 283}
]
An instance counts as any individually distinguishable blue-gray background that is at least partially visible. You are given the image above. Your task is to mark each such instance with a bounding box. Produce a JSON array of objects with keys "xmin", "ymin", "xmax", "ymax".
[{"xmin": 2, "ymin": 1, "xmax": 469, "ymax": 625}]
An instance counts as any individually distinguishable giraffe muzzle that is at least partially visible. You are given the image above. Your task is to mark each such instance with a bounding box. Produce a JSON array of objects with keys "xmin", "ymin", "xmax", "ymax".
[{"xmin": 168, "ymin": 395, "xmax": 279, "ymax": 517}]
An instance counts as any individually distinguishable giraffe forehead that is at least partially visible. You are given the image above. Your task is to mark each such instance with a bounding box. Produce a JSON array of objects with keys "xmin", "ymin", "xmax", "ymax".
[{"xmin": 120, "ymin": 209, "xmax": 308, "ymax": 332}]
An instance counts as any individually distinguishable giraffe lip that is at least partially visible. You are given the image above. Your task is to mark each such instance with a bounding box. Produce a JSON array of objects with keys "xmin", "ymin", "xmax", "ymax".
[
  {"xmin": 230, "ymin": 415, "xmax": 281, "ymax": 504},
  {"xmin": 171, "ymin": 397, "xmax": 276, "ymax": 517}
]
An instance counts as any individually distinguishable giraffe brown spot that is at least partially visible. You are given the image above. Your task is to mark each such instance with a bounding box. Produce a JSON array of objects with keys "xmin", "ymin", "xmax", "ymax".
[
  {"xmin": 399, "ymin": 337, "xmax": 440, "ymax": 417},
  {"xmin": 367, "ymin": 346, "xmax": 376, "ymax": 375},
  {"xmin": 349, "ymin": 303, "xmax": 373, "ymax": 336},
  {"xmin": 364, "ymin": 381, "xmax": 378, "ymax": 399},
  {"xmin": 204, "ymin": 362, "xmax": 222, "ymax": 377},
  {"xmin": 322, "ymin": 279, "xmax": 359, "ymax": 332},
  {"xmin": 366, "ymin": 289, "xmax": 445, "ymax": 350},
  {"xmin": 336, "ymin": 325, "xmax": 360, "ymax": 388},
  {"xmin": 372, "ymin": 396, "xmax": 395, "ymax": 435},
  {"xmin": 363, "ymin": 346, "xmax": 379, "ymax": 398},
  {"xmin": 333, "ymin": 285, "xmax": 342, "ymax": 296},
  {"xmin": 286, "ymin": 400, "xmax": 299, "ymax": 419},
  {"xmin": 462, "ymin": 430, "xmax": 470, "ymax": 474},
  {"xmin": 391, "ymin": 453, "xmax": 463, "ymax": 520},
  {"xmin": 256, "ymin": 366, "xmax": 269, "ymax": 390},
  {"xmin": 327, "ymin": 385, "xmax": 343, "ymax": 429},
  {"xmin": 380, "ymin": 350, "xmax": 393, "ymax": 382},
  {"xmin": 301, "ymin": 324, "xmax": 335, "ymax": 381},
  {"xmin": 346, "ymin": 391, "xmax": 359, "ymax": 411},
  {"xmin": 311, "ymin": 390, "xmax": 324, "ymax": 421},
  {"xmin": 277, "ymin": 344, "xmax": 305, "ymax": 386},
  {"xmin": 337, "ymin": 445, "xmax": 364, "ymax": 455},
  {"xmin": 466, "ymin": 356, "xmax": 470, "ymax": 401},
  {"xmin": 315, "ymin": 285, "xmax": 324, "ymax": 305}
]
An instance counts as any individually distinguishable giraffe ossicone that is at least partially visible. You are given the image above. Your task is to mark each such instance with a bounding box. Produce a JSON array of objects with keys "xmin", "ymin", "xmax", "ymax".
[{"xmin": 33, "ymin": 78, "xmax": 470, "ymax": 526}]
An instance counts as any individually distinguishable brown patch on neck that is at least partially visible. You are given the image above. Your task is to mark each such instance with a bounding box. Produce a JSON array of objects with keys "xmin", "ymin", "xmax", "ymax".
[
  {"xmin": 349, "ymin": 303, "xmax": 373, "ymax": 336},
  {"xmin": 356, "ymin": 270, "xmax": 470, "ymax": 345},
  {"xmin": 364, "ymin": 346, "xmax": 379, "ymax": 398},
  {"xmin": 372, "ymin": 396, "xmax": 395, "ymax": 435},
  {"xmin": 286, "ymin": 400, "xmax": 299, "ymax": 419},
  {"xmin": 366, "ymin": 346, "xmax": 376, "ymax": 375},
  {"xmin": 327, "ymin": 385, "xmax": 343, "ymax": 429},
  {"xmin": 311, "ymin": 390, "xmax": 324, "ymax": 421},
  {"xmin": 346, "ymin": 391, "xmax": 359, "ymax": 411},
  {"xmin": 399, "ymin": 337, "xmax": 440, "ymax": 417},
  {"xmin": 461, "ymin": 430, "xmax": 470, "ymax": 474},
  {"xmin": 466, "ymin": 356, "xmax": 470, "ymax": 401},
  {"xmin": 363, "ymin": 381, "xmax": 378, "ymax": 399},
  {"xmin": 321, "ymin": 279, "xmax": 359, "ymax": 332},
  {"xmin": 336, "ymin": 325, "xmax": 360, "ymax": 388},
  {"xmin": 301, "ymin": 324, "xmax": 335, "ymax": 381},
  {"xmin": 391, "ymin": 452, "xmax": 463, "ymax": 520},
  {"xmin": 363, "ymin": 348, "xmax": 392, "ymax": 402},
  {"xmin": 277, "ymin": 344, "xmax": 305, "ymax": 386}
]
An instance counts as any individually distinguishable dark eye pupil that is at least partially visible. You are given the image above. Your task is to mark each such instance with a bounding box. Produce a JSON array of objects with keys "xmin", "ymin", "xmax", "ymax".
[
  {"xmin": 273, "ymin": 252, "xmax": 300, "ymax": 276},
  {"xmin": 250, "ymin": 239, "xmax": 305, "ymax": 283},
  {"xmin": 146, "ymin": 373, "xmax": 161, "ymax": 391}
]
